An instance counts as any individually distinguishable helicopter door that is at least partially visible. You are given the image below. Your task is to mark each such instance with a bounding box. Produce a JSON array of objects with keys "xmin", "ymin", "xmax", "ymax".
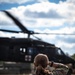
[
  {"xmin": 45, "ymin": 47, "xmax": 56, "ymax": 61},
  {"xmin": 24, "ymin": 47, "xmax": 33, "ymax": 62}
]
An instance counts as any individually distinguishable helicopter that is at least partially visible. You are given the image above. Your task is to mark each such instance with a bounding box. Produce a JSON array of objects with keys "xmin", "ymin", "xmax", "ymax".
[{"xmin": 0, "ymin": 11, "xmax": 75, "ymax": 68}]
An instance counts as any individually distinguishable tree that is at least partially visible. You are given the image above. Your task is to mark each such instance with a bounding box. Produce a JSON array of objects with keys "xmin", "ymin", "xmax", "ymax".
[{"xmin": 71, "ymin": 54, "xmax": 75, "ymax": 60}]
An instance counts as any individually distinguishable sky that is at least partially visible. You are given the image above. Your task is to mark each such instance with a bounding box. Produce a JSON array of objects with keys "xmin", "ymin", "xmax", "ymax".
[{"xmin": 0, "ymin": 0, "xmax": 75, "ymax": 55}]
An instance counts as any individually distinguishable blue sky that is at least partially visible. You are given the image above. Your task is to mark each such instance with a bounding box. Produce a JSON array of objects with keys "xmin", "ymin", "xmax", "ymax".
[
  {"xmin": 0, "ymin": 0, "xmax": 75, "ymax": 55},
  {"xmin": 0, "ymin": 0, "xmax": 66, "ymax": 10}
]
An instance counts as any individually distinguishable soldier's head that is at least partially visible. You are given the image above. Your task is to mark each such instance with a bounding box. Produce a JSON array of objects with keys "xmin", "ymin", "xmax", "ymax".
[{"xmin": 34, "ymin": 53, "xmax": 49, "ymax": 68}]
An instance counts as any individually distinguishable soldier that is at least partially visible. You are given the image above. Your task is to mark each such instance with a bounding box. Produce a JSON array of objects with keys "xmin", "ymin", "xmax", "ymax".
[{"xmin": 33, "ymin": 53, "xmax": 68, "ymax": 75}]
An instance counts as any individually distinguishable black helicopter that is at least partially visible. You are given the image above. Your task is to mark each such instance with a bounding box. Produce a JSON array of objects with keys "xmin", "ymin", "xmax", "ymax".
[{"xmin": 0, "ymin": 11, "xmax": 75, "ymax": 67}]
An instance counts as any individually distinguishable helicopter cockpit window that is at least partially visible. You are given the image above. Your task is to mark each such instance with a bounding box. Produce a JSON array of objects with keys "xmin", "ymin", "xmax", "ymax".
[{"xmin": 56, "ymin": 48, "xmax": 63, "ymax": 55}]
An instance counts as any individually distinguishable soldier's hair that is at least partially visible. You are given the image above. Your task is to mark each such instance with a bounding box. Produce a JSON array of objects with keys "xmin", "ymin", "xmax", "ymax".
[{"xmin": 34, "ymin": 54, "xmax": 52, "ymax": 75}]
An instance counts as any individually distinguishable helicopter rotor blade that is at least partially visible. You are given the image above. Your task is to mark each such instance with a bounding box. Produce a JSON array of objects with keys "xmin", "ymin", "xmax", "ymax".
[
  {"xmin": 33, "ymin": 32, "xmax": 75, "ymax": 35},
  {"xmin": 3, "ymin": 10, "xmax": 30, "ymax": 33},
  {"xmin": 2, "ymin": 11, "xmax": 75, "ymax": 36},
  {"xmin": 0, "ymin": 29, "xmax": 20, "ymax": 33}
]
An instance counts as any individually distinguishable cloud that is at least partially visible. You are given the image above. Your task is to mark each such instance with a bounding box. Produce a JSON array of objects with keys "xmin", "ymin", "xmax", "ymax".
[
  {"xmin": 0, "ymin": 0, "xmax": 33, "ymax": 4},
  {"xmin": 25, "ymin": 9, "xmax": 63, "ymax": 18},
  {"xmin": 56, "ymin": 40, "xmax": 75, "ymax": 55},
  {"xmin": 19, "ymin": 1, "xmax": 75, "ymax": 28},
  {"xmin": 67, "ymin": 0, "xmax": 75, "ymax": 4},
  {"xmin": 34, "ymin": 27, "xmax": 75, "ymax": 41},
  {"xmin": 0, "ymin": 12, "xmax": 14, "ymax": 25},
  {"xmin": 36, "ymin": 0, "xmax": 49, "ymax": 2},
  {"xmin": 0, "ymin": 0, "xmax": 49, "ymax": 4},
  {"xmin": 1, "ymin": 1, "xmax": 75, "ymax": 32},
  {"xmin": 56, "ymin": 35, "xmax": 75, "ymax": 44},
  {"xmin": 63, "ymin": 37, "xmax": 75, "ymax": 43}
]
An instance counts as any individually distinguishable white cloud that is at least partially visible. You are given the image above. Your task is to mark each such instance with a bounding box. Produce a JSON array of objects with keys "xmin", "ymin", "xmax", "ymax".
[
  {"xmin": 24, "ymin": 2, "xmax": 58, "ymax": 12},
  {"xmin": 1, "ymin": 1, "xmax": 75, "ymax": 33},
  {"xmin": 56, "ymin": 40, "xmax": 75, "ymax": 55},
  {"xmin": 0, "ymin": 0, "xmax": 49, "ymax": 4},
  {"xmin": 7, "ymin": 1, "xmax": 75, "ymax": 28},
  {"xmin": 0, "ymin": 0, "xmax": 33, "ymax": 4},
  {"xmin": 67, "ymin": 0, "xmax": 75, "ymax": 4},
  {"xmin": 0, "ymin": 12, "xmax": 14, "ymax": 25},
  {"xmin": 36, "ymin": 0, "xmax": 49, "ymax": 2}
]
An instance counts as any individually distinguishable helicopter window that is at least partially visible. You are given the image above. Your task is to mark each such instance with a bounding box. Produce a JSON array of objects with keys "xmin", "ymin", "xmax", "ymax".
[
  {"xmin": 56, "ymin": 49, "xmax": 63, "ymax": 55},
  {"xmin": 20, "ymin": 48, "xmax": 26, "ymax": 54},
  {"xmin": 58, "ymin": 49, "xmax": 61, "ymax": 55},
  {"xmin": 27, "ymin": 47, "xmax": 33, "ymax": 54}
]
